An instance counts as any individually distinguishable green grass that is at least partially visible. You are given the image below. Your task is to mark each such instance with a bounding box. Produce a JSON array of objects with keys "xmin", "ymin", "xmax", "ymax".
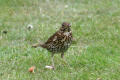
[{"xmin": 0, "ymin": 0, "xmax": 120, "ymax": 80}]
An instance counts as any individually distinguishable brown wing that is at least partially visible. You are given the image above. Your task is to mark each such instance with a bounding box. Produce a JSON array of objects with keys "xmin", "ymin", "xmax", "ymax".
[{"xmin": 44, "ymin": 30, "xmax": 64, "ymax": 44}]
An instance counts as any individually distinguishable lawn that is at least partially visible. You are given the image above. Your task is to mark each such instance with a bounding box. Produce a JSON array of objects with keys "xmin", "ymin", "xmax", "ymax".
[{"xmin": 0, "ymin": 0, "xmax": 120, "ymax": 80}]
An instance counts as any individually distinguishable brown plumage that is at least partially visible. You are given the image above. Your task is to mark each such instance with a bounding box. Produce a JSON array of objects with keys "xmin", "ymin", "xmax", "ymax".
[{"xmin": 32, "ymin": 22, "xmax": 73, "ymax": 68}]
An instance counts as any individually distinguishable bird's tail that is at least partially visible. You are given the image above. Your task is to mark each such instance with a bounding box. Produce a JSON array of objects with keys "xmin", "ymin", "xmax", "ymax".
[{"xmin": 32, "ymin": 43, "xmax": 46, "ymax": 48}]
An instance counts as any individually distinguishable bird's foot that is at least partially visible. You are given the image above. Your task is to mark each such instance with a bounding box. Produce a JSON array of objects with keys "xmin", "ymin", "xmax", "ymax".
[
  {"xmin": 45, "ymin": 65, "xmax": 54, "ymax": 69},
  {"xmin": 61, "ymin": 58, "xmax": 68, "ymax": 65}
]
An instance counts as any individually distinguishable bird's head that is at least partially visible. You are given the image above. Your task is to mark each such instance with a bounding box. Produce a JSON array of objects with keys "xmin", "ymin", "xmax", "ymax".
[{"xmin": 61, "ymin": 22, "xmax": 71, "ymax": 32}]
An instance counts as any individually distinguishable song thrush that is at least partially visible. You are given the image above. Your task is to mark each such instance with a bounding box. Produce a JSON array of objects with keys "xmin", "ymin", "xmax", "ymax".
[{"xmin": 32, "ymin": 22, "xmax": 73, "ymax": 69}]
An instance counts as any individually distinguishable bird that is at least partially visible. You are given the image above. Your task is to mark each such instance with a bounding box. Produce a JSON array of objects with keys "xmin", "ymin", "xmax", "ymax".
[{"xmin": 32, "ymin": 22, "xmax": 73, "ymax": 69}]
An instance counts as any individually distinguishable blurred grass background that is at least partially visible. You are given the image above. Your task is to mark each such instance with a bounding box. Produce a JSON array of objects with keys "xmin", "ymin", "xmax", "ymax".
[{"xmin": 0, "ymin": 0, "xmax": 120, "ymax": 80}]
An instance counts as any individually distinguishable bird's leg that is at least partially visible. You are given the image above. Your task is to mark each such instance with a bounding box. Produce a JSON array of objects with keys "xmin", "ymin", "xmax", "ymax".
[
  {"xmin": 51, "ymin": 53, "xmax": 55, "ymax": 68},
  {"xmin": 61, "ymin": 52, "xmax": 64, "ymax": 58},
  {"xmin": 61, "ymin": 52, "xmax": 67, "ymax": 65},
  {"xmin": 45, "ymin": 53, "xmax": 54, "ymax": 69}
]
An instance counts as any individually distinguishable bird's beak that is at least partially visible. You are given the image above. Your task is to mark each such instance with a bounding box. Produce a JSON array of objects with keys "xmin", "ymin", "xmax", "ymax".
[{"xmin": 69, "ymin": 24, "xmax": 71, "ymax": 27}]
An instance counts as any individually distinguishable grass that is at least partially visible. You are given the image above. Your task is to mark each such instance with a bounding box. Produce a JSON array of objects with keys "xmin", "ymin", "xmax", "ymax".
[{"xmin": 0, "ymin": 0, "xmax": 120, "ymax": 80}]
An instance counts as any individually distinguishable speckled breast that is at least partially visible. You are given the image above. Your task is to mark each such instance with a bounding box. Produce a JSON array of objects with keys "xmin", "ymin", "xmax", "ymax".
[{"xmin": 47, "ymin": 31, "xmax": 72, "ymax": 53}]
